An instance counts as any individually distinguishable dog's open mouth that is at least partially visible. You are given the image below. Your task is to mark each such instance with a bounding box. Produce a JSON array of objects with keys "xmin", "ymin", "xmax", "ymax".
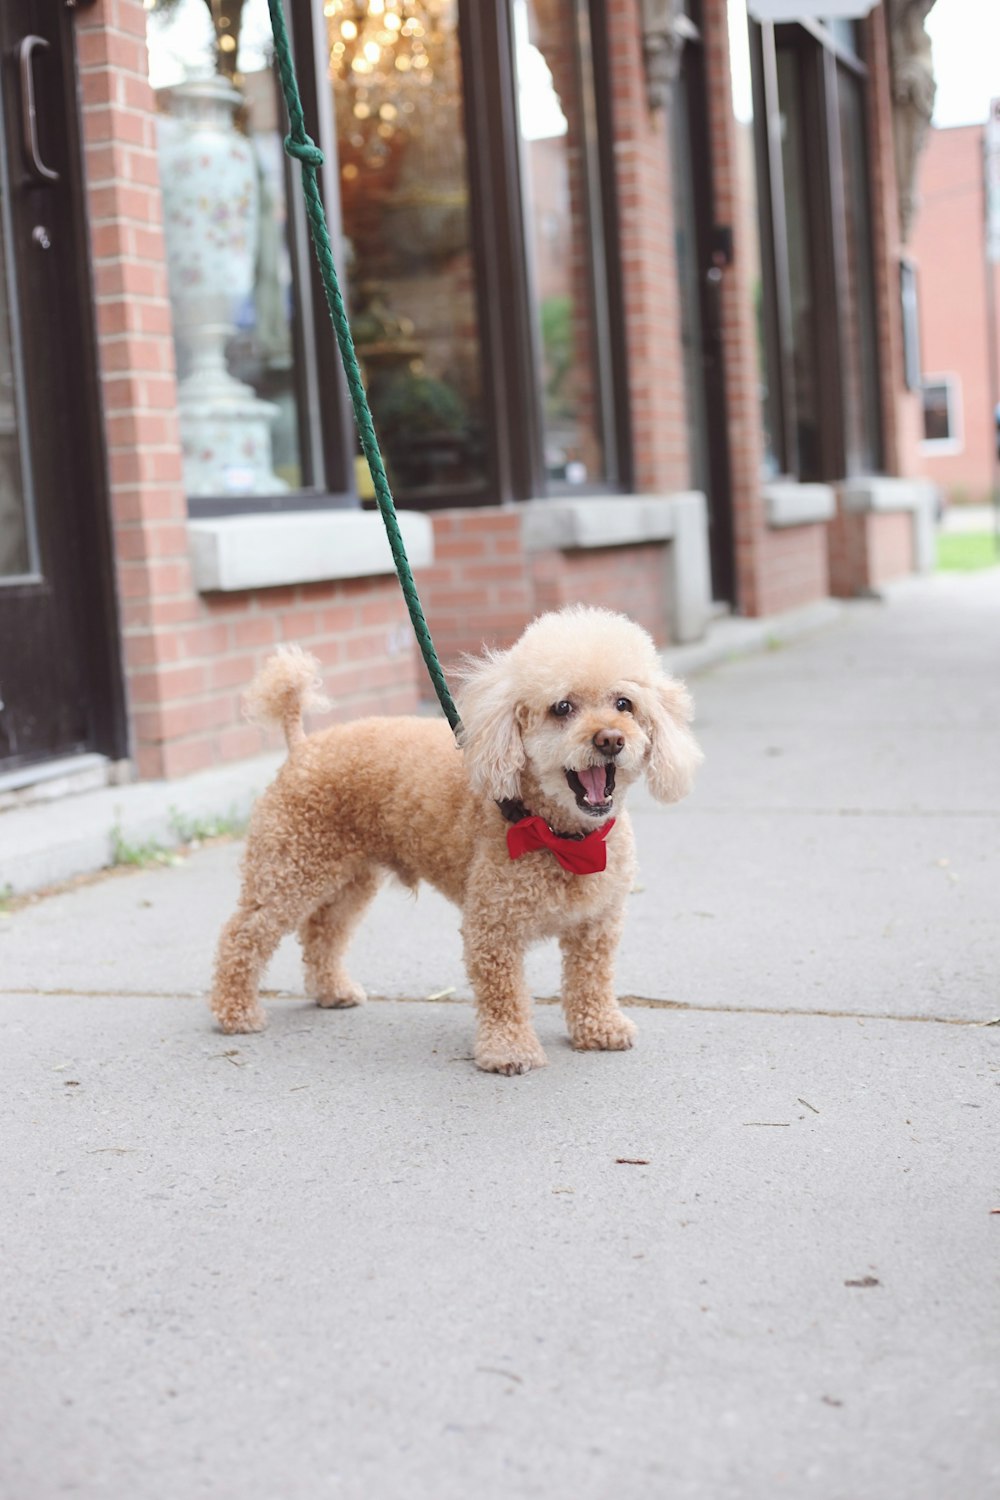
[{"xmin": 566, "ymin": 762, "xmax": 616, "ymax": 816}]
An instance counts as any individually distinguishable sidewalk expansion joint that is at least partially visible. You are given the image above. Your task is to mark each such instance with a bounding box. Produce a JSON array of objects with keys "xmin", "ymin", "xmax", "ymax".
[{"xmin": 0, "ymin": 987, "xmax": 993, "ymax": 1029}]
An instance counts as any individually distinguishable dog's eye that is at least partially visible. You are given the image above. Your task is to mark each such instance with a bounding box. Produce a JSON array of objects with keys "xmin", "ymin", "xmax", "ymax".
[
  {"xmin": 615, "ymin": 696, "xmax": 633, "ymax": 714},
  {"xmin": 551, "ymin": 700, "xmax": 574, "ymax": 718}
]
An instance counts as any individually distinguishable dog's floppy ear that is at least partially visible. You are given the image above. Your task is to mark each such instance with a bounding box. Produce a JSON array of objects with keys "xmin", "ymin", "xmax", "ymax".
[
  {"xmin": 643, "ymin": 673, "xmax": 703, "ymax": 803},
  {"xmin": 455, "ymin": 648, "xmax": 525, "ymax": 801}
]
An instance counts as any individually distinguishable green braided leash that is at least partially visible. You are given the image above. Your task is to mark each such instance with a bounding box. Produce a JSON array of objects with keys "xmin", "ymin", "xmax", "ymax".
[{"xmin": 266, "ymin": 0, "xmax": 462, "ymax": 734}]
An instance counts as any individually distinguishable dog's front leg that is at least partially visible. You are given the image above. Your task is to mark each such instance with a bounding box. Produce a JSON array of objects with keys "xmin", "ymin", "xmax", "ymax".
[
  {"xmin": 559, "ymin": 913, "xmax": 636, "ymax": 1052},
  {"xmin": 463, "ymin": 917, "xmax": 546, "ymax": 1076}
]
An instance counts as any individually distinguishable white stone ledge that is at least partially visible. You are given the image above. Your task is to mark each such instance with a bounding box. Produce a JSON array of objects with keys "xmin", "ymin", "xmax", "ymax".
[
  {"xmin": 520, "ymin": 493, "xmax": 698, "ymax": 552},
  {"xmin": 836, "ymin": 477, "xmax": 937, "ymax": 573},
  {"xmin": 763, "ymin": 481, "xmax": 836, "ymax": 528},
  {"xmin": 837, "ymin": 476, "xmax": 937, "ymax": 514},
  {"xmin": 188, "ymin": 509, "xmax": 434, "ymax": 593},
  {"xmin": 520, "ymin": 491, "xmax": 711, "ymax": 647}
]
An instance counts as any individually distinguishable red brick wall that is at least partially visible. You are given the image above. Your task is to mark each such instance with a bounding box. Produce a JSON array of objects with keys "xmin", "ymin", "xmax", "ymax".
[
  {"xmin": 910, "ymin": 125, "xmax": 1000, "ymax": 502},
  {"xmin": 756, "ymin": 526, "xmax": 830, "ymax": 617},
  {"xmin": 127, "ymin": 580, "xmax": 421, "ymax": 778},
  {"xmin": 415, "ymin": 511, "xmax": 674, "ymax": 680},
  {"xmin": 868, "ymin": 511, "xmax": 915, "ymax": 586},
  {"xmin": 828, "ymin": 509, "xmax": 914, "ymax": 597},
  {"xmin": 75, "ymin": 0, "xmax": 419, "ymax": 779},
  {"xmin": 415, "ymin": 510, "xmax": 534, "ymax": 668},
  {"xmin": 529, "ymin": 547, "xmax": 667, "ymax": 645}
]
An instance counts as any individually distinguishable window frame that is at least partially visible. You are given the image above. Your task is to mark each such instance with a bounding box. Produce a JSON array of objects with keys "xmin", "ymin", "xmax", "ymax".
[
  {"xmin": 750, "ymin": 14, "xmax": 882, "ymax": 483},
  {"xmin": 919, "ymin": 374, "xmax": 964, "ymax": 454},
  {"xmin": 176, "ymin": 0, "xmax": 629, "ymax": 518}
]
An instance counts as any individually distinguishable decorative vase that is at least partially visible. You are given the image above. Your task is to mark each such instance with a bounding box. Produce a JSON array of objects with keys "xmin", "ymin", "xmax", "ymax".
[{"xmin": 158, "ymin": 76, "xmax": 287, "ymax": 497}]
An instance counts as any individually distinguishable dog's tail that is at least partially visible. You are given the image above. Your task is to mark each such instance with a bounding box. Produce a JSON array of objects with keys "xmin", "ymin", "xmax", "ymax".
[{"xmin": 242, "ymin": 645, "xmax": 330, "ymax": 753}]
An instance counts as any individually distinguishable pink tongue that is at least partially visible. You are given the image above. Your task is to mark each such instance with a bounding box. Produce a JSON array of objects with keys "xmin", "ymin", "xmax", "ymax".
[{"xmin": 577, "ymin": 766, "xmax": 607, "ymax": 803}]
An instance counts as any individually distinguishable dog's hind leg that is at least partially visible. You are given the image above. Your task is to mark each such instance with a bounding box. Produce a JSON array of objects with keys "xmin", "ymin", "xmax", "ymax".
[
  {"xmin": 211, "ymin": 899, "xmax": 294, "ymax": 1035},
  {"xmin": 299, "ymin": 862, "xmax": 383, "ymax": 1009}
]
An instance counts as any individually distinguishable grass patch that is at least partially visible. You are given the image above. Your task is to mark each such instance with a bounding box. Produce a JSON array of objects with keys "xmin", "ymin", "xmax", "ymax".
[
  {"xmin": 109, "ymin": 825, "xmax": 181, "ymax": 869},
  {"xmin": 108, "ymin": 804, "xmax": 248, "ymax": 871},
  {"xmin": 936, "ymin": 532, "xmax": 1000, "ymax": 571},
  {"xmin": 167, "ymin": 804, "xmax": 247, "ymax": 845}
]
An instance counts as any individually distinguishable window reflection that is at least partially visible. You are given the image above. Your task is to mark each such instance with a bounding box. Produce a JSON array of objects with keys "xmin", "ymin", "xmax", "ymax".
[
  {"xmin": 147, "ymin": 0, "xmax": 304, "ymax": 498},
  {"xmin": 326, "ymin": 0, "xmax": 486, "ymax": 501}
]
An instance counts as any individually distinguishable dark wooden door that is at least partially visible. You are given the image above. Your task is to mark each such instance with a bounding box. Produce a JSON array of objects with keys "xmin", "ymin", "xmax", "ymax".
[{"xmin": 0, "ymin": 0, "xmax": 122, "ymax": 773}]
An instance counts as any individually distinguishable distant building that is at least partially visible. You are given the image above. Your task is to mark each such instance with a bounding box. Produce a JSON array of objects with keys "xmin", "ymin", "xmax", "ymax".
[
  {"xmin": 910, "ymin": 118, "xmax": 1000, "ymax": 506},
  {"xmin": 0, "ymin": 0, "xmax": 940, "ymax": 788}
]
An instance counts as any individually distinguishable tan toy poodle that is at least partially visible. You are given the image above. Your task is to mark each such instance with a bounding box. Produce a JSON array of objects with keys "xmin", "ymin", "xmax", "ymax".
[{"xmin": 210, "ymin": 606, "xmax": 702, "ymax": 1074}]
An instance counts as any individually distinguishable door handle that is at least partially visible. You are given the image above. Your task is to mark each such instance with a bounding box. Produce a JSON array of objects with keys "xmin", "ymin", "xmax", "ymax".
[{"xmin": 19, "ymin": 36, "xmax": 60, "ymax": 184}]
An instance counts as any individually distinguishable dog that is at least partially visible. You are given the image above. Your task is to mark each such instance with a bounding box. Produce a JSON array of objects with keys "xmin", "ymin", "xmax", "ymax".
[{"xmin": 210, "ymin": 606, "xmax": 702, "ymax": 1074}]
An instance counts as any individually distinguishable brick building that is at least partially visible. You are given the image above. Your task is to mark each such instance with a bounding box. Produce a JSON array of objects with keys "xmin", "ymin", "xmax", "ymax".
[
  {"xmin": 0, "ymin": 0, "xmax": 937, "ymax": 790},
  {"xmin": 910, "ymin": 117, "xmax": 1000, "ymax": 506}
]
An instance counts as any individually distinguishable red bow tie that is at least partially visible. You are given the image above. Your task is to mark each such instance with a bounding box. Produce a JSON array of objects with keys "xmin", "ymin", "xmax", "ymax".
[{"xmin": 506, "ymin": 815, "xmax": 616, "ymax": 875}]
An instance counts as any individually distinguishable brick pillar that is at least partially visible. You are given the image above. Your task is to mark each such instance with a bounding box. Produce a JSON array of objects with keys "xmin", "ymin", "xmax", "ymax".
[
  {"xmin": 865, "ymin": 5, "xmax": 910, "ymax": 477},
  {"xmin": 605, "ymin": 0, "xmax": 690, "ymax": 493},
  {"xmin": 702, "ymin": 0, "xmax": 766, "ymax": 616},
  {"xmin": 75, "ymin": 0, "xmax": 194, "ymax": 779}
]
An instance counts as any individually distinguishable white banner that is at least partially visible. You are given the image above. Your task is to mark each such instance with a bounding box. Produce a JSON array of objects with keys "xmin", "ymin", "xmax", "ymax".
[{"xmin": 986, "ymin": 98, "xmax": 1000, "ymax": 266}]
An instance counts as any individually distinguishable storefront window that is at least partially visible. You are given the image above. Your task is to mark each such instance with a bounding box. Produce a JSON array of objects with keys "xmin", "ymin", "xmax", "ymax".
[
  {"xmin": 512, "ymin": 0, "xmax": 606, "ymax": 488},
  {"xmin": 147, "ymin": 0, "xmax": 625, "ymax": 512},
  {"xmin": 148, "ymin": 0, "xmax": 307, "ymax": 501},
  {"xmin": 751, "ymin": 16, "xmax": 882, "ymax": 482},
  {"xmin": 776, "ymin": 47, "xmax": 822, "ymax": 478},
  {"xmin": 325, "ymin": 0, "xmax": 487, "ymax": 502}
]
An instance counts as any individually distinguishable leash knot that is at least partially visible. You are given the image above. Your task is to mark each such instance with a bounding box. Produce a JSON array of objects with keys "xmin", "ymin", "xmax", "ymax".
[{"xmin": 284, "ymin": 132, "xmax": 324, "ymax": 168}]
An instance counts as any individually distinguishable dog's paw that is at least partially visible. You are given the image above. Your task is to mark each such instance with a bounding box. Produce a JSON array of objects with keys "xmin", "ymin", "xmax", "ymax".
[
  {"xmin": 475, "ymin": 1032, "xmax": 548, "ymax": 1076},
  {"xmin": 569, "ymin": 1010, "xmax": 636, "ymax": 1052},
  {"xmin": 214, "ymin": 1005, "xmax": 268, "ymax": 1035},
  {"xmin": 313, "ymin": 977, "xmax": 367, "ymax": 1010}
]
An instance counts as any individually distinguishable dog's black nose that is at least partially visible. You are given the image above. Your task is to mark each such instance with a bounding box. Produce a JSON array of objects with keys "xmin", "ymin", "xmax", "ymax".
[{"xmin": 593, "ymin": 728, "xmax": 624, "ymax": 757}]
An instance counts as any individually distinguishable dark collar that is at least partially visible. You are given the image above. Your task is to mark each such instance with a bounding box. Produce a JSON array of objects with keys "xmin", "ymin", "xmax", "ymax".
[{"xmin": 496, "ymin": 797, "xmax": 588, "ymax": 842}]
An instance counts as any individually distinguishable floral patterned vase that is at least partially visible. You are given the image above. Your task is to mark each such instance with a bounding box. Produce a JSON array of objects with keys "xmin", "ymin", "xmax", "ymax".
[{"xmin": 158, "ymin": 76, "xmax": 287, "ymax": 497}]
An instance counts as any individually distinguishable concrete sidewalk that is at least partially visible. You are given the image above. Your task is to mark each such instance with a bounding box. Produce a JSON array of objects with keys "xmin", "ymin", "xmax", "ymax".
[{"xmin": 1, "ymin": 570, "xmax": 999, "ymax": 1499}]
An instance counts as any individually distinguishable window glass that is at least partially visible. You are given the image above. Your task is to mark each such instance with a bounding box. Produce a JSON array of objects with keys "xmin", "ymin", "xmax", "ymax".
[
  {"xmin": 326, "ymin": 0, "xmax": 487, "ymax": 502},
  {"xmin": 513, "ymin": 0, "xmax": 606, "ymax": 489},
  {"xmin": 921, "ymin": 380, "xmax": 958, "ymax": 444},
  {"xmin": 822, "ymin": 16, "xmax": 859, "ymax": 54},
  {"xmin": 147, "ymin": 0, "xmax": 306, "ymax": 499},
  {"xmin": 776, "ymin": 46, "xmax": 822, "ymax": 478}
]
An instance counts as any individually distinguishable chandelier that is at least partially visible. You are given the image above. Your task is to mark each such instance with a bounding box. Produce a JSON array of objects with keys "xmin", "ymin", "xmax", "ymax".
[{"xmin": 324, "ymin": 0, "xmax": 456, "ymax": 168}]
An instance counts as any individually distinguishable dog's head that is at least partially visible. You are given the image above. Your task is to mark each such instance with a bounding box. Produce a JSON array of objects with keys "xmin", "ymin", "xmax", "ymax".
[{"xmin": 456, "ymin": 606, "xmax": 703, "ymax": 828}]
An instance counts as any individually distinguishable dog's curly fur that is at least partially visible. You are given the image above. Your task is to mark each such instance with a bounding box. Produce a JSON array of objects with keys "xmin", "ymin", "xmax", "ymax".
[{"xmin": 210, "ymin": 607, "xmax": 702, "ymax": 1074}]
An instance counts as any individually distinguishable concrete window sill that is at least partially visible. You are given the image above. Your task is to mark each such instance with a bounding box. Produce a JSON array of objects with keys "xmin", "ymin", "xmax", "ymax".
[
  {"xmin": 837, "ymin": 477, "xmax": 936, "ymax": 514},
  {"xmin": 520, "ymin": 491, "xmax": 712, "ymax": 646},
  {"xmin": 763, "ymin": 481, "xmax": 836, "ymax": 529},
  {"xmin": 188, "ymin": 509, "xmax": 434, "ymax": 594},
  {"xmin": 520, "ymin": 492, "xmax": 705, "ymax": 551}
]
